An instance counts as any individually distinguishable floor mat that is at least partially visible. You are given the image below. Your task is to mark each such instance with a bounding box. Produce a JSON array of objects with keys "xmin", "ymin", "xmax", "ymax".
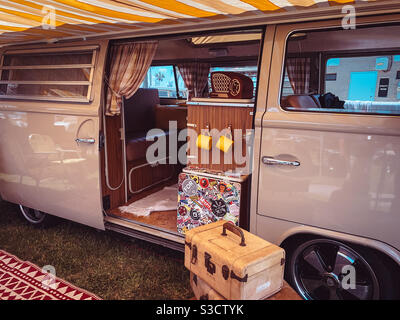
[
  {"xmin": 119, "ymin": 185, "xmax": 178, "ymax": 217},
  {"xmin": 0, "ymin": 250, "xmax": 101, "ymax": 300}
]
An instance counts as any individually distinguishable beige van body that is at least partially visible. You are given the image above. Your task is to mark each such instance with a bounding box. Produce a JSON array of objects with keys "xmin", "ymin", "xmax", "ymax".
[
  {"xmin": 252, "ymin": 15, "xmax": 400, "ymax": 259},
  {"xmin": 0, "ymin": 2, "xmax": 399, "ymax": 299}
]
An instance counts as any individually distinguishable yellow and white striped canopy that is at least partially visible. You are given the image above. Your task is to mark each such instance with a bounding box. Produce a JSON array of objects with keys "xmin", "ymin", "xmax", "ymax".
[{"xmin": 0, "ymin": 0, "xmax": 392, "ymax": 46}]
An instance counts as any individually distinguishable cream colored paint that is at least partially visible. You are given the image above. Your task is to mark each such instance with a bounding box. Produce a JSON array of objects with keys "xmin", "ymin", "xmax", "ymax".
[
  {"xmin": 0, "ymin": 40, "xmax": 108, "ymax": 229},
  {"xmin": 0, "ymin": 12, "xmax": 399, "ymax": 255},
  {"xmin": 252, "ymin": 17, "xmax": 400, "ymax": 254}
]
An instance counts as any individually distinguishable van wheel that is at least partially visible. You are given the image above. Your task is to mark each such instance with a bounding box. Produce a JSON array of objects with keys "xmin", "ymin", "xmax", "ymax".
[
  {"xmin": 19, "ymin": 205, "xmax": 48, "ymax": 225},
  {"xmin": 287, "ymin": 239, "xmax": 386, "ymax": 300}
]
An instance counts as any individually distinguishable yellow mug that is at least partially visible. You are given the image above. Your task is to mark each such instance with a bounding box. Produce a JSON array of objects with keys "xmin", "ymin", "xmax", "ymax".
[
  {"xmin": 216, "ymin": 126, "xmax": 233, "ymax": 153},
  {"xmin": 196, "ymin": 125, "xmax": 212, "ymax": 150}
]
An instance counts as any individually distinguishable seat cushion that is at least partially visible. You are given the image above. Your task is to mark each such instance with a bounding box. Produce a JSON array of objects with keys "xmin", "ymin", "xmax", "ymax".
[
  {"xmin": 126, "ymin": 130, "xmax": 172, "ymax": 162},
  {"xmin": 124, "ymin": 88, "xmax": 159, "ymax": 132},
  {"xmin": 282, "ymin": 94, "xmax": 320, "ymax": 109}
]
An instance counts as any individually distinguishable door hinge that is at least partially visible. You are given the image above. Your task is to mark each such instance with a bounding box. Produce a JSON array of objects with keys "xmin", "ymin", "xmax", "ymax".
[{"xmin": 102, "ymin": 195, "xmax": 110, "ymax": 211}]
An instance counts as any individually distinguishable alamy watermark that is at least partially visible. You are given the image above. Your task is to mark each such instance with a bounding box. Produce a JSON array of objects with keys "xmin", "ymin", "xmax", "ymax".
[
  {"xmin": 144, "ymin": 121, "xmax": 255, "ymax": 174},
  {"xmin": 41, "ymin": 265, "xmax": 57, "ymax": 290},
  {"xmin": 39, "ymin": 4, "xmax": 356, "ymax": 31},
  {"xmin": 41, "ymin": 5, "xmax": 56, "ymax": 30},
  {"xmin": 342, "ymin": 5, "xmax": 356, "ymax": 30},
  {"xmin": 341, "ymin": 265, "xmax": 356, "ymax": 290}
]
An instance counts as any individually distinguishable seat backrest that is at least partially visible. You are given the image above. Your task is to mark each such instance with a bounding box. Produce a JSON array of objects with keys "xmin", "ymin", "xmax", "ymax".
[
  {"xmin": 124, "ymin": 88, "xmax": 160, "ymax": 133},
  {"xmin": 282, "ymin": 94, "xmax": 321, "ymax": 109}
]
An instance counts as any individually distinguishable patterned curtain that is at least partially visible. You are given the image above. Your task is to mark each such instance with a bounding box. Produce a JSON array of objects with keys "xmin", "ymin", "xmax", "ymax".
[
  {"xmin": 286, "ymin": 57, "xmax": 311, "ymax": 94},
  {"xmin": 105, "ymin": 41, "xmax": 158, "ymax": 116},
  {"xmin": 177, "ymin": 62, "xmax": 210, "ymax": 99}
]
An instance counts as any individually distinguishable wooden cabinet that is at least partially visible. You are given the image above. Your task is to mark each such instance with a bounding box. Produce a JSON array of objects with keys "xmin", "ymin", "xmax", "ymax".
[{"xmin": 186, "ymin": 99, "xmax": 253, "ymax": 172}]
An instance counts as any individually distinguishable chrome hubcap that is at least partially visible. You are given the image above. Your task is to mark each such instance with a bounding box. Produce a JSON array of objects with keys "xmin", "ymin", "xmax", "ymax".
[
  {"xmin": 19, "ymin": 205, "xmax": 46, "ymax": 224},
  {"xmin": 292, "ymin": 239, "xmax": 379, "ymax": 300}
]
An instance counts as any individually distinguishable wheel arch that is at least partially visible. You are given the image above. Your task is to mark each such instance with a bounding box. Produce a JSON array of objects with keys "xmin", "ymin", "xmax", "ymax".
[{"xmin": 277, "ymin": 226, "xmax": 400, "ymax": 270}]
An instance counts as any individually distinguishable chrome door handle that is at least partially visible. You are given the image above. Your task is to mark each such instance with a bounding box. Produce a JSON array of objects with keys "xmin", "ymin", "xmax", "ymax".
[
  {"xmin": 262, "ymin": 156, "xmax": 300, "ymax": 167},
  {"xmin": 75, "ymin": 138, "xmax": 95, "ymax": 144}
]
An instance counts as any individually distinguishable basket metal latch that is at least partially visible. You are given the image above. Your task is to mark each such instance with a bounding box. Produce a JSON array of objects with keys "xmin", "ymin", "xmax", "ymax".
[
  {"xmin": 191, "ymin": 244, "xmax": 198, "ymax": 265},
  {"xmin": 204, "ymin": 252, "xmax": 216, "ymax": 275}
]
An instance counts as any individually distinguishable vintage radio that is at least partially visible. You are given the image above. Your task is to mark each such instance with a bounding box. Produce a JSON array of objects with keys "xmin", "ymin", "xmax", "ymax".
[{"xmin": 210, "ymin": 72, "xmax": 253, "ymax": 99}]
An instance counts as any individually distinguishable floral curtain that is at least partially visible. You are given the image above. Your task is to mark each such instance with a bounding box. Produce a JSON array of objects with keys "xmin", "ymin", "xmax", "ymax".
[
  {"xmin": 177, "ymin": 62, "xmax": 210, "ymax": 99},
  {"xmin": 286, "ymin": 57, "xmax": 311, "ymax": 95},
  {"xmin": 105, "ymin": 41, "xmax": 158, "ymax": 116}
]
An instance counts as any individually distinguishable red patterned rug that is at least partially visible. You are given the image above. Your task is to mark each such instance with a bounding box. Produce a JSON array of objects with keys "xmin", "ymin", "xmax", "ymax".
[{"xmin": 0, "ymin": 250, "xmax": 101, "ymax": 300}]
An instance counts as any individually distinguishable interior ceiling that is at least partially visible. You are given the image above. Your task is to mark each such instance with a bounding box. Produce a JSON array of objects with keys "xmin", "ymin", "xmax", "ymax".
[
  {"xmin": 152, "ymin": 33, "xmax": 261, "ymax": 61},
  {"xmin": 0, "ymin": 0, "xmax": 386, "ymax": 47}
]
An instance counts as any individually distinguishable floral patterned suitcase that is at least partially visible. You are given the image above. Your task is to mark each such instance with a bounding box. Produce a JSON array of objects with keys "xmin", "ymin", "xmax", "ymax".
[{"xmin": 177, "ymin": 168, "xmax": 246, "ymax": 235}]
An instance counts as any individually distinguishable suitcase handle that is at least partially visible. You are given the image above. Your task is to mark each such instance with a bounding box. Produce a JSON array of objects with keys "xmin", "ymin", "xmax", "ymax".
[{"xmin": 221, "ymin": 223, "xmax": 246, "ymax": 246}]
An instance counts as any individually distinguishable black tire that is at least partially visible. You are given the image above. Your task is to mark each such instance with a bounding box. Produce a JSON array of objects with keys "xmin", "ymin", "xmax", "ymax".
[
  {"xmin": 19, "ymin": 205, "xmax": 55, "ymax": 227},
  {"xmin": 285, "ymin": 238, "xmax": 399, "ymax": 300}
]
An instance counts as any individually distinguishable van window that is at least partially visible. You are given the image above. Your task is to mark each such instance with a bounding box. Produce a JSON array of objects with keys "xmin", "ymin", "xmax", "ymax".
[
  {"xmin": 0, "ymin": 48, "xmax": 97, "ymax": 102},
  {"xmin": 140, "ymin": 65, "xmax": 187, "ymax": 99},
  {"xmin": 281, "ymin": 25, "xmax": 400, "ymax": 115}
]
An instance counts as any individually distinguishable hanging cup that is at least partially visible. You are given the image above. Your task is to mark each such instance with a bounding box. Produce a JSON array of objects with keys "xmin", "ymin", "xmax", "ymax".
[
  {"xmin": 216, "ymin": 125, "xmax": 233, "ymax": 153},
  {"xmin": 196, "ymin": 123, "xmax": 212, "ymax": 150}
]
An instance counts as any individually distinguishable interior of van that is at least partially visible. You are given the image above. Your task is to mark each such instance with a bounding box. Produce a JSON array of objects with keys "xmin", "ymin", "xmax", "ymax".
[
  {"xmin": 100, "ymin": 23, "xmax": 400, "ymax": 239},
  {"xmin": 100, "ymin": 29, "xmax": 262, "ymax": 237}
]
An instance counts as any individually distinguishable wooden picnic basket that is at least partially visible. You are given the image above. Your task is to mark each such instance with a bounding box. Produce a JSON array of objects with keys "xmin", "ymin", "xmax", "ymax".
[
  {"xmin": 184, "ymin": 220, "xmax": 285, "ymax": 300},
  {"xmin": 190, "ymin": 272, "xmax": 225, "ymax": 300}
]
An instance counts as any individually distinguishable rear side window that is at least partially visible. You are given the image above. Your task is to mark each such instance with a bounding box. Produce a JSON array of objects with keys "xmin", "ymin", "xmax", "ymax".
[
  {"xmin": 281, "ymin": 24, "xmax": 400, "ymax": 115},
  {"xmin": 140, "ymin": 65, "xmax": 188, "ymax": 99},
  {"xmin": 0, "ymin": 47, "xmax": 98, "ymax": 102}
]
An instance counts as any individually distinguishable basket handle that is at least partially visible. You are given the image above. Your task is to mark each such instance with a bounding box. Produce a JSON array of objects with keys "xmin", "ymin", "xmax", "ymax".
[{"xmin": 221, "ymin": 222, "xmax": 246, "ymax": 247}]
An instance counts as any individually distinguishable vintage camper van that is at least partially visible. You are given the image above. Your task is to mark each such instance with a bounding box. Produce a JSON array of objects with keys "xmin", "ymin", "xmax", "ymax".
[{"xmin": 0, "ymin": 1, "xmax": 399, "ymax": 300}]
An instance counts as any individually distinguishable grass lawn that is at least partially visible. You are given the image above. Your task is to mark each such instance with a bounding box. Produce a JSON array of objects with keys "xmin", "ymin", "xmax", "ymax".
[{"xmin": 0, "ymin": 200, "xmax": 192, "ymax": 300}]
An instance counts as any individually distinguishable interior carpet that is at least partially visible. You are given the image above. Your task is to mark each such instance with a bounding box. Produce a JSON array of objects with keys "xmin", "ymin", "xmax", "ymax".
[{"xmin": 119, "ymin": 185, "xmax": 178, "ymax": 217}]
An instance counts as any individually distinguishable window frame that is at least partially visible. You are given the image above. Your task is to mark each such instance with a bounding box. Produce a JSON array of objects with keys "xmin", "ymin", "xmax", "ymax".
[
  {"xmin": 149, "ymin": 59, "xmax": 259, "ymax": 100},
  {"xmin": 143, "ymin": 64, "xmax": 187, "ymax": 100},
  {"xmin": 279, "ymin": 23, "xmax": 400, "ymax": 117},
  {"xmin": 0, "ymin": 45, "xmax": 98, "ymax": 103}
]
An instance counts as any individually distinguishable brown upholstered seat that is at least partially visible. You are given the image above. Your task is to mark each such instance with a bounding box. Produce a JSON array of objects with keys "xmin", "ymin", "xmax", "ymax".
[
  {"xmin": 124, "ymin": 88, "xmax": 170, "ymax": 162},
  {"xmin": 125, "ymin": 130, "xmax": 172, "ymax": 162},
  {"xmin": 281, "ymin": 94, "xmax": 321, "ymax": 109}
]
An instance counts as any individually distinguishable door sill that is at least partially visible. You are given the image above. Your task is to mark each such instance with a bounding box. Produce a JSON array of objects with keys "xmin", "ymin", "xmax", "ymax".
[{"xmin": 104, "ymin": 216, "xmax": 185, "ymax": 252}]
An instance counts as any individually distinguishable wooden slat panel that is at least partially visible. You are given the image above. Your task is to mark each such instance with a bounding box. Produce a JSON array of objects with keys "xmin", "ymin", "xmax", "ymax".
[
  {"xmin": 0, "ymin": 95, "xmax": 89, "ymax": 102},
  {"xmin": 100, "ymin": 114, "xmax": 126, "ymax": 209},
  {"xmin": 187, "ymin": 104, "xmax": 253, "ymax": 172},
  {"xmin": 0, "ymin": 64, "xmax": 93, "ymax": 70},
  {"xmin": 127, "ymin": 158, "xmax": 177, "ymax": 197},
  {"xmin": 4, "ymin": 45, "xmax": 99, "ymax": 55},
  {"xmin": 0, "ymin": 80, "xmax": 90, "ymax": 85}
]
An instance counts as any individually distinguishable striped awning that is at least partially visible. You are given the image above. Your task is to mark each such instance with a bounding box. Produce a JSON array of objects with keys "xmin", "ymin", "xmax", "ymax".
[{"xmin": 0, "ymin": 0, "xmax": 393, "ymax": 46}]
